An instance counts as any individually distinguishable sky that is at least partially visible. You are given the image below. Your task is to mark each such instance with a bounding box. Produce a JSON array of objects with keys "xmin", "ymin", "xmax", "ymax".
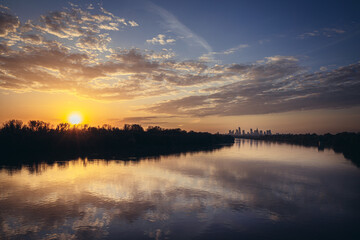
[{"xmin": 0, "ymin": 0, "xmax": 360, "ymax": 134}]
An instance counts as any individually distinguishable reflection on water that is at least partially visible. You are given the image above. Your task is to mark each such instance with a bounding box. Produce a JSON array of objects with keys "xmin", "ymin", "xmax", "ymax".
[{"xmin": 0, "ymin": 139, "xmax": 359, "ymax": 239}]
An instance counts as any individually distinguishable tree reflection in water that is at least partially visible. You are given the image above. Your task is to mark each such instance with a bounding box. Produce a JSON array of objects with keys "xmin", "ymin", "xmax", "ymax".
[{"xmin": 0, "ymin": 140, "xmax": 359, "ymax": 240}]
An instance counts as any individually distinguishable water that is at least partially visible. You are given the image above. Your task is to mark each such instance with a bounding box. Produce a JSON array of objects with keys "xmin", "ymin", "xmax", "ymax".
[{"xmin": 1, "ymin": 139, "xmax": 359, "ymax": 240}]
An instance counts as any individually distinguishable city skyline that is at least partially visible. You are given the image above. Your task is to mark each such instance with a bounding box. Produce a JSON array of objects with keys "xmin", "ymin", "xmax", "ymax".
[
  {"xmin": 228, "ymin": 127, "xmax": 272, "ymax": 136},
  {"xmin": 0, "ymin": 0, "xmax": 360, "ymax": 134}
]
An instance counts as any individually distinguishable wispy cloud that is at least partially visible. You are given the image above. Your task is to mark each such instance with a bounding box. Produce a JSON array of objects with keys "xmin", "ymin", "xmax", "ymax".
[
  {"xmin": 149, "ymin": 2, "xmax": 212, "ymax": 52},
  {"xmin": 298, "ymin": 28, "xmax": 345, "ymax": 39},
  {"xmin": 222, "ymin": 44, "xmax": 249, "ymax": 55},
  {"xmin": 199, "ymin": 44, "xmax": 249, "ymax": 62},
  {"xmin": 113, "ymin": 116, "xmax": 177, "ymax": 125}
]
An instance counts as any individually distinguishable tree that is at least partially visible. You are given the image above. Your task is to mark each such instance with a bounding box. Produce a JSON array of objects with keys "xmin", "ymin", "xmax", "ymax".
[
  {"xmin": 2, "ymin": 120, "xmax": 23, "ymax": 132},
  {"xmin": 56, "ymin": 123, "xmax": 70, "ymax": 132},
  {"xmin": 130, "ymin": 124, "xmax": 144, "ymax": 132}
]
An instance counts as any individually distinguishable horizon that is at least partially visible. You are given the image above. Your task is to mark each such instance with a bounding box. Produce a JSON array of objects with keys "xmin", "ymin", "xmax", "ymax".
[
  {"xmin": 1, "ymin": 0, "xmax": 360, "ymax": 134},
  {"xmin": 2, "ymin": 118, "xmax": 360, "ymax": 135}
]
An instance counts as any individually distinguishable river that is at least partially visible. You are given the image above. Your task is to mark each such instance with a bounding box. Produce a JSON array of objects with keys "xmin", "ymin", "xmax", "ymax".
[{"xmin": 0, "ymin": 139, "xmax": 359, "ymax": 239}]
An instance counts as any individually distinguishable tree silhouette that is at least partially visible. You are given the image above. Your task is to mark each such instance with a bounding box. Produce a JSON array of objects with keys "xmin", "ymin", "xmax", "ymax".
[{"xmin": 0, "ymin": 120, "xmax": 234, "ymax": 164}]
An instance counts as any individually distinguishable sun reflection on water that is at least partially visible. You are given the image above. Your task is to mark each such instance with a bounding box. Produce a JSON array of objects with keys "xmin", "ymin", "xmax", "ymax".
[{"xmin": 0, "ymin": 140, "xmax": 359, "ymax": 239}]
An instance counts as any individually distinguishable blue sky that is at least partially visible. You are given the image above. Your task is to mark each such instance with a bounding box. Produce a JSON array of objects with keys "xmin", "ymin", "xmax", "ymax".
[
  {"xmin": 4, "ymin": 0, "xmax": 359, "ymax": 68},
  {"xmin": 0, "ymin": 0, "xmax": 360, "ymax": 133}
]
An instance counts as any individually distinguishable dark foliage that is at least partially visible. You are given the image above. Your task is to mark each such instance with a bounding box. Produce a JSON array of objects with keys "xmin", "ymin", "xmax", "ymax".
[
  {"xmin": 240, "ymin": 133, "xmax": 360, "ymax": 167},
  {"xmin": 0, "ymin": 120, "xmax": 234, "ymax": 164}
]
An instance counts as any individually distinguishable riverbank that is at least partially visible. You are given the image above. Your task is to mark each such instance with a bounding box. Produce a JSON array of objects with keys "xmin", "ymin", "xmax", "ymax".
[
  {"xmin": 237, "ymin": 132, "xmax": 360, "ymax": 166},
  {"xmin": 0, "ymin": 120, "xmax": 234, "ymax": 164}
]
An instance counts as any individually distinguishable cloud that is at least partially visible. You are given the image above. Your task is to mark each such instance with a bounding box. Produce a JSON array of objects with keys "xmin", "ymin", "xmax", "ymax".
[
  {"xmin": 0, "ymin": 5, "xmax": 10, "ymax": 10},
  {"xmin": 298, "ymin": 28, "xmax": 345, "ymax": 39},
  {"xmin": 149, "ymin": 2, "xmax": 212, "ymax": 52},
  {"xmin": 0, "ymin": 42, "xmax": 10, "ymax": 53},
  {"xmin": 222, "ymin": 44, "xmax": 249, "ymax": 55},
  {"xmin": 0, "ymin": 9, "xmax": 20, "ymax": 37},
  {"xmin": 323, "ymin": 28, "xmax": 345, "ymax": 34},
  {"xmin": 319, "ymin": 66, "xmax": 328, "ymax": 71},
  {"xmin": 0, "ymin": 4, "xmax": 227, "ymax": 102},
  {"xmin": 76, "ymin": 32, "xmax": 111, "ymax": 52},
  {"xmin": 0, "ymin": 44, "xmax": 226, "ymax": 100},
  {"xmin": 2, "ymin": 24, "xmax": 359, "ymax": 116},
  {"xmin": 128, "ymin": 20, "xmax": 139, "ymax": 27},
  {"xmin": 35, "ymin": 10, "xmax": 84, "ymax": 39},
  {"xmin": 21, "ymin": 34, "xmax": 44, "ymax": 45},
  {"xmin": 146, "ymin": 34, "xmax": 176, "ymax": 45},
  {"xmin": 19, "ymin": 20, "xmax": 34, "ymax": 33},
  {"xmin": 146, "ymin": 59, "xmax": 360, "ymax": 116},
  {"xmin": 0, "ymin": 3, "xmax": 139, "ymax": 55},
  {"xmin": 30, "ymin": 3, "xmax": 136, "ymax": 53},
  {"xmin": 99, "ymin": 22, "xmax": 119, "ymax": 31},
  {"xmin": 146, "ymin": 48, "xmax": 176, "ymax": 60},
  {"xmin": 115, "ymin": 116, "xmax": 177, "ymax": 125},
  {"xmin": 199, "ymin": 44, "xmax": 249, "ymax": 62},
  {"xmin": 0, "ymin": 3, "xmax": 359, "ymax": 117}
]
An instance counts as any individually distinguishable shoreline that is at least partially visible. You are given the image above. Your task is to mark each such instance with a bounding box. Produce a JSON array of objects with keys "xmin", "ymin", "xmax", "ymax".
[{"xmin": 234, "ymin": 133, "xmax": 360, "ymax": 167}]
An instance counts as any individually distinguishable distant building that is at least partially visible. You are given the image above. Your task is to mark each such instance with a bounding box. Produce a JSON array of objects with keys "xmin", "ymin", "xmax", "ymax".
[{"xmin": 227, "ymin": 127, "xmax": 275, "ymax": 136}]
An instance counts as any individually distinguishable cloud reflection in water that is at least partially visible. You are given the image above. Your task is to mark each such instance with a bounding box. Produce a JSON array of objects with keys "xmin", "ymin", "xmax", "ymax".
[{"xmin": 0, "ymin": 140, "xmax": 359, "ymax": 239}]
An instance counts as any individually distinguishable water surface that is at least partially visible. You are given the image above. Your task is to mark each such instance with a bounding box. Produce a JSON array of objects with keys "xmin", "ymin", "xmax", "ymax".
[{"xmin": 1, "ymin": 139, "xmax": 359, "ymax": 239}]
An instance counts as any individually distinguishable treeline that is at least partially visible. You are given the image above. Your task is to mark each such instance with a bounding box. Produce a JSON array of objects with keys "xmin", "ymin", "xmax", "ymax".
[
  {"xmin": 240, "ymin": 133, "xmax": 360, "ymax": 166},
  {"xmin": 0, "ymin": 120, "xmax": 234, "ymax": 163}
]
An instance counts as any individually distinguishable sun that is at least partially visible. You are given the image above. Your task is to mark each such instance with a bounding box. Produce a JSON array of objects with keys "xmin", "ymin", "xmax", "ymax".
[{"xmin": 68, "ymin": 113, "xmax": 83, "ymax": 125}]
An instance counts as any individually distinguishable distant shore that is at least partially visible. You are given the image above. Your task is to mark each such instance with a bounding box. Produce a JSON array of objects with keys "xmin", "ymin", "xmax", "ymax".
[
  {"xmin": 236, "ymin": 133, "xmax": 360, "ymax": 167},
  {"xmin": 0, "ymin": 120, "xmax": 234, "ymax": 164}
]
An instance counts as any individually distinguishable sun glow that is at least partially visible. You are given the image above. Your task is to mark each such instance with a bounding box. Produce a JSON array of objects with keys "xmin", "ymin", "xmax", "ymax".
[{"xmin": 68, "ymin": 113, "xmax": 83, "ymax": 125}]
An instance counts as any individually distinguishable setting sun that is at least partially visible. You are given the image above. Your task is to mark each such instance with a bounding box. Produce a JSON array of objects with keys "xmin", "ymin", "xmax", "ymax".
[
  {"xmin": 68, "ymin": 113, "xmax": 83, "ymax": 125},
  {"xmin": 1, "ymin": 1, "xmax": 360, "ymax": 239}
]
